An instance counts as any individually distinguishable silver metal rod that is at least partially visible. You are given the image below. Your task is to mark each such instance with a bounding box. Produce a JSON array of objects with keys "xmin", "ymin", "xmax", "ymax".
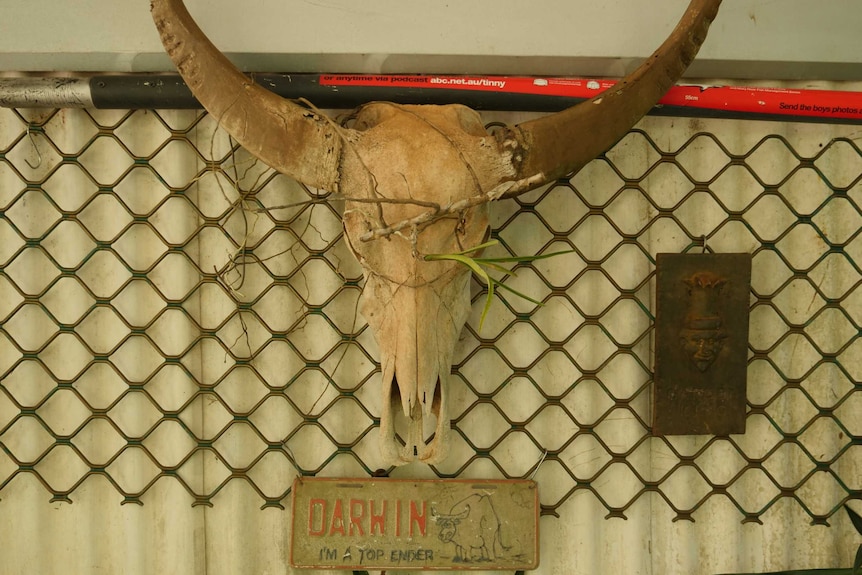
[{"xmin": 0, "ymin": 77, "xmax": 94, "ymax": 108}]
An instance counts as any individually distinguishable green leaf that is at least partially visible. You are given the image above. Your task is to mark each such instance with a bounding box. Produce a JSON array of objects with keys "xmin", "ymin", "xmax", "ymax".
[
  {"xmin": 479, "ymin": 261, "xmax": 517, "ymax": 275},
  {"xmin": 474, "ymin": 249, "xmax": 575, "ymax": 264},
  {"xmin": 847, "ymin": 505, "xmax": 862, "ymax": 536},
  {"xmin": 423, "ymin": 241, "xmax": 569, "ymax": 333},
  {"xmin": 854, "ymin": 544, "xmax": 862, "ymax": 575},
  {"xmin": 426, "ymin": 252, "xmax": 496, "ymax": 331},
  {"xmin": 478, "ymin": 278, "xmax": 495, "ymax": 331},
  {"xmin": 494, "ymin": 280, "xmax": 544, "ymax": 306},
  {"xmin": 438, "ymin": 239, "xmax": 500, "ymax": 257},
  {"xmin": 441, "ymin": 253, "xmax": 484, "ymax": 275}
]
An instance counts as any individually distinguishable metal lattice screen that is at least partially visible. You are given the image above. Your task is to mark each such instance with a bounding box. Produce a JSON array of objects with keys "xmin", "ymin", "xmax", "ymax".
[{"xmin": 0, "ymin": 106, "xmax": 859, "ymax": 527}]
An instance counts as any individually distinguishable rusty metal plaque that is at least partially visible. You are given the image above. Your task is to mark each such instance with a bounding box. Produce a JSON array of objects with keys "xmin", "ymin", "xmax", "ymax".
[
  {"xmin": 290, "ymin": 478, "xmax": 539, "ymax": 570},
  {"xmin": 653, "ymin": 253, "xmax": 752, "ymax": 435}
]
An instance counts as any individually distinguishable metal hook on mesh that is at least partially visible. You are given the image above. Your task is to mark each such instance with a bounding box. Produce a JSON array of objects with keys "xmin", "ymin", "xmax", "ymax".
[
  {"xmin": 700, "ymin": 235, "xmax": 708, "ymax": 254},
  {"xmin": 281, "ymin": 442, "xmax": 307, "ymax": 483},
  {"xmin": 529, "ymin": 449, "xmax": 549, "ymax": 480},
  {"xmin": 25, "ymin": 126, "xmax": 43, "ymax": 169}
]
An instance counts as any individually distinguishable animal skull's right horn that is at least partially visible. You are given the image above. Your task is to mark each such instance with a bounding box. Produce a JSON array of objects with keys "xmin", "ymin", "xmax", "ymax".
[
  {"xmin": 501, "ymin": 0, "xmax": 721, "ymax": 195},
  {"xmin": 151, "ymin": 0, "xmax": 721, "ymax": 466}
]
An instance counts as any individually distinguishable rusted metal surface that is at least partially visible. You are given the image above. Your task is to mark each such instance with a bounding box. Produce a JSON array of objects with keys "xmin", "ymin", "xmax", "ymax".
[
  {"xmin": 290, "ymin": 478, "xmax": 539, "ymax": 570},
  {"xmin": 4, "ymin": 95, "xmax": 862, "ymax": 575},
  {"xmin": 653, "ymin": 253, "xmax": 752, "ymax": 435}
]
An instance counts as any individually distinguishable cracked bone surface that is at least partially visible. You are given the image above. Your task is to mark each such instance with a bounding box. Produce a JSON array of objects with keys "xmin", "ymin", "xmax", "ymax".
[{"xmin": 151, "ymin": 0, "xmax": 721, "ymax": 465}]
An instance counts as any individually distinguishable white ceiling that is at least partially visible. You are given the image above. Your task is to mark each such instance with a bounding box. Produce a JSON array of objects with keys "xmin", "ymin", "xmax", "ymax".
[{"xmin": 1, "ymin": 0, "xmax": 860, "ymax": 79}]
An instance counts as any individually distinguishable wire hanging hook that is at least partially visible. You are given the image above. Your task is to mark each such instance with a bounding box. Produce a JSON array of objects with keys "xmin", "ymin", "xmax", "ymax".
[
  {"xmin": 24, "ymin": 126, "xmax": 43, "ymax": 169},
  {"xmin": 529, "ymin": 450, "xmax": 549, "ymax": 480}
]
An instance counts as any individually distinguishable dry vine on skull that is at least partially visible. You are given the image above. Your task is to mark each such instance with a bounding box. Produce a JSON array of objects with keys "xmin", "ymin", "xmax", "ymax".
[{"xmin": 151, "ymin": 0, "xmax": 722, "ymax": 465}]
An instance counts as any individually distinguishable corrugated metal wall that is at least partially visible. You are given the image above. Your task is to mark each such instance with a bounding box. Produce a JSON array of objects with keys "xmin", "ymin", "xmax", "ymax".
[{"xmin": 0, "ymin": 84, "xmax": 860, "ymax": 574}]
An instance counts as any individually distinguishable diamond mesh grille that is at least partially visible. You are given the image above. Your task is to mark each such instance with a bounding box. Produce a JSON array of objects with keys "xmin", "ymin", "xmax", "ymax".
[{"xmin": 0, "ymin": 106, "xmax": 859, "ymax": 525}]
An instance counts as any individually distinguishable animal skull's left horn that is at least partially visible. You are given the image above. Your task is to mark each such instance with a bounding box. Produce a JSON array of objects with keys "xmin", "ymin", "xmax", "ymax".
[{"xmin": 150, "ymin": 0, "xmax": 345, "ymax": 191}]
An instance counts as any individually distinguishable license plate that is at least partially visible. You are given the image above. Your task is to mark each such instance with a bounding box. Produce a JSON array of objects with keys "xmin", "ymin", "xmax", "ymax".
[{"xmin": 290, "ymin": 477, "xmax": 539, "ymax": 570}]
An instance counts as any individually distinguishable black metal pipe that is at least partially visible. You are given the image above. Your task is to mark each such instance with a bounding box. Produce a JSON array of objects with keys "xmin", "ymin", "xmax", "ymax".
[
  {"xmin": 87, "ymin": 73, "xmax": 588, "ymax": 112},
  {"xmin": 1, "ymin": 74, "xmax": 860, "ymax": 125}
]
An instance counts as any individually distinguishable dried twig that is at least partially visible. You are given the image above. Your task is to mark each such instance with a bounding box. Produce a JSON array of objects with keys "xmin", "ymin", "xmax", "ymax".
[{"xmin": 358, "ymin": 172, "xmax": 545, "ymax": 242}]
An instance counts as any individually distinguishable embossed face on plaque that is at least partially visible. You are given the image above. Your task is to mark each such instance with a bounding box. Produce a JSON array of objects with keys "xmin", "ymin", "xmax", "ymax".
[
  {"xmin": 679, "ymin": 271, "xmax": 728, "ymax": 372},
  {"xmin": 653, "ymin": 253, "xmax": 751, "ymax": 436}
]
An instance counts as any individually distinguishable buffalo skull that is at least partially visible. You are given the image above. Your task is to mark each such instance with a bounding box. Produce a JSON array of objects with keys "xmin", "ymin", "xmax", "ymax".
[{"xmin": 151, "ymin": 0, "xmax": 721, "ymax": 465}]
